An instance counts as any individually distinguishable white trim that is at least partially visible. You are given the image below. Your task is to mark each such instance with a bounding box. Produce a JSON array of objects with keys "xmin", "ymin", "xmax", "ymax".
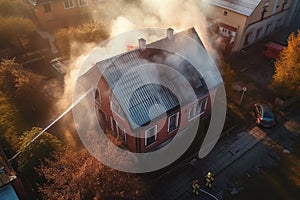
[
  {"xmin": 145, "ymin": 125, "xmax": 157, "ymax": 146},
  {"xmin": 168, "ymin": 112, "xmax": 179, "ymax": 133},
  {"xmin": 94, "ymin": 87, "xmax": 101, "ymax": 106},
  {"xmin": 109, "ymin": 96, "xmax": 124, "ymax": 120},
  {"xmin": 116, "ymin": 124, "xmax": 126, "ymax": 143},
  {"xmin": 78, "ymin": 0, "xmax": 88, "ymax": 7},
  {"xmin": 63, "ymin": 0, "xmax": 74, "ymax": 9},
  {"xmin": 188, "ymin": 98, "xmax": 208, "ymax": 122},
  {"xmin": 110, "ymin": 117, "xmax": 126, "ymax": 143}
]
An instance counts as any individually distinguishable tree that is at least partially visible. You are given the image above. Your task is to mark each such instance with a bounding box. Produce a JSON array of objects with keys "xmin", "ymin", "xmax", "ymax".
[
  {"xmin": 17, "ymin": 127, "xmax": 63, "ymax": 177},
  {"xmin": 0, "ymin": 59, "xmax": 52, "ymax": 119},
  {"xmin": 0, "ymin": 0, "xmax": 33, "ymax": 18},
  {"xmin": 37, "ymin": 149, "xmax": 147, "ymax": 199},
  {"xmin": 272, "ymin": 30, "xmax": 300, "ymax": 97},
  {"xmin": 0, "ymin": 91, "xmax": 19, "ymax": 151},
  {"xmin": 0, "ymin": 16, "xmax": 35, "ymax": 49},
  {"xmin": 54, "ymin": 20, "xmax": 109, "ymax": 57}
]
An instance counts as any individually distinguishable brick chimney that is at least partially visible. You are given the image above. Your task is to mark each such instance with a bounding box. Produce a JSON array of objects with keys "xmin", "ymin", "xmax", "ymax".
[
  {"xmin": 138, "ymin": 38, "xmax": 146, "ymax": 50},
  {"xmin": 167, "ymin": 28, "xmax": 174, "ymax": 40}
]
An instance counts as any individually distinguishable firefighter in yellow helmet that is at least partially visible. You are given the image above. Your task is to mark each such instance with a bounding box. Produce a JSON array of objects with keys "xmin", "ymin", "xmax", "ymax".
[
  {"xmin": 192, "ymin": 179, "xmax": 200, "ymax": 195},
  {"xmin": 205, "ymin": 172, "xmax": 214, "ymax": 188}
]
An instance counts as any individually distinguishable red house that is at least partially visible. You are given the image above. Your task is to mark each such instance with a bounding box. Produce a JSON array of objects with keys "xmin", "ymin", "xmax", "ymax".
[{"xmin": 81, "ymin": 27, "xmax": 217, "ymax": 153}]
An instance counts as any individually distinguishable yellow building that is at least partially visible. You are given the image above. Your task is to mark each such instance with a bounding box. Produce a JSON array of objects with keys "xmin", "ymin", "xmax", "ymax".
[{"xmin": 206, "ymin": 0, "xmax": 300, "ymax": 53}]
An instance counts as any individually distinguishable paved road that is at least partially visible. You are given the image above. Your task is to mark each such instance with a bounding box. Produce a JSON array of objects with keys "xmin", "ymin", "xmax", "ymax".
[{"xmin": 148, "ymin": 102, "xmax": 300, "ymax": 200}]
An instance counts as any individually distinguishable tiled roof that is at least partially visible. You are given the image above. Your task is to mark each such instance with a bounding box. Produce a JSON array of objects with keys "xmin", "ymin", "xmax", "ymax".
[{"xmin": 208, "ymin": 0, "xmax": 261, "ymax": 16}]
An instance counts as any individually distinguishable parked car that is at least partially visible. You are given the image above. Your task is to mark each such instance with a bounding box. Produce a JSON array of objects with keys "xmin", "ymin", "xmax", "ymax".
[
  {"xmin": 262, "ymin": 42, "xmax": 285, "ymax": 61},
  {"xmin": 50, "ymin": 57, "xmax": 67, "ymax": 75},
  {"xmin": 253, "ymin": 104, "xmax": 275, "ymax": 128}
]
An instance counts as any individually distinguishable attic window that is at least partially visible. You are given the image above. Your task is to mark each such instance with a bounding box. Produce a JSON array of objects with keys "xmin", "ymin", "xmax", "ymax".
[{"xmin": 223, "ymin": 11, "xmax": 228, "ymax": 16}]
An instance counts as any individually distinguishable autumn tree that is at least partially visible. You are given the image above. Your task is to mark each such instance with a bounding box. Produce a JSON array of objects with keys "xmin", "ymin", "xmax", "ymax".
[
  {"xmin": 0, "ymin": 91, "xmax": 19, "ymax": 151},
  {"xmin": 0, "ymin": 59, "xmax": 52, "ymax": 119},
  {"xmin": 17, "ymin": 127, "xmax": 63, "ymax": 178},
  {"xmin": 0, "ymin": 0, "xmax": 33, "ymax": 18},
  {"xmin": 54, "ymin": 20, "xmax": 110, "ymax": 57},
  {"xmin": 37, "ymin": 149, "xmax": 147, "ymax": 199},
  {"xmin": 272, "ymin": 30, "xmax": 300, "ymax": 97},
  {"xmin": 0, "ymin": 16, "xmax": 35, "ymax": 49}
]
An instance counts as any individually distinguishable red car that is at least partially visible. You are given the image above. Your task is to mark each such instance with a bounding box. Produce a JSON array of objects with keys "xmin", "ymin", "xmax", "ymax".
[{"xmin": 262, "ymin": 42, "xmax": 285, "ymax": 61}]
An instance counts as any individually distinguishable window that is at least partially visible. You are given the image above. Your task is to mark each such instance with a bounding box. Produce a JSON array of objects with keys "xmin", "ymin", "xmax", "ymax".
[
  {"xmin": 282, "ymin": 0, "xmax": 288, "ymax": 11},
  {"xmin": 188, "ymin": 98, "xmax": 208, "ymax": 121},
  {"xmin": 145, "ymin": 125, "xmax": 157, "ymax": 146},
  {"xmin": 95, "ymin": 88, "xmax": 101, "ymax": 105},
  {"xmin": 261, "ymin": 1, "xmax": 269, "ymax": 19},
  {"xmin": 110, "ymin": 99, "xmax": 121, "ymax": 113},
  {"xmin": 78, "ymin": 0, "xmax": 88, "ymax": 7},
  {"xmin": 168, "ymin": 112, "xmax": 179, "ymax": 133},
  {"xmin": 43, "ymin": 4, "xmax": 51, "ymax": 13},
  {"xmin": 64, "ymin": 0, "xmax": 74, "ymax": 9},
  {"xmin": 223, "ymin": 11, "xmax": 228, "ymax": 16},
  {"xmin": 256, "ymin": 27, "xmax": 262, "ymax": 38},
  {"xmin": 118, "ymin": 126, "xmax": 126, "ymax": 143}
]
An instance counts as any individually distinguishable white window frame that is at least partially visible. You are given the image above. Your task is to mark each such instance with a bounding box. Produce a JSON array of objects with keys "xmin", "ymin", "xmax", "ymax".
[
  {"xmin": 145, "ymin": 125, "xmax": 157, "ymax": 146},
  {"xmin": 110, "ymin": 117, "xmax": 126, "ymax": 143},
  {"xmin": 109, "ymin": 96, "xmax": 124, "ymax": 120},
  {"xmin": 64, "ymin": 0, "xmax": 74, "ymax": 9},
  {"xmin": 78, "ymin": 0, "xmax": 88, "ymax": 7},
  {"xmin": 168, "ymin": 112, "xmax": 179, "ymax": 133},
  {"xmin": 117, "ymin": 124, "xmax": 126, "ymax": 143},
  {"xmin": 94, "ymin": 88, "xmax": 101, "ymax": 105},
  {"xmin": 188, "ymin": 98, "xmax": 208, "ymax": 121}
]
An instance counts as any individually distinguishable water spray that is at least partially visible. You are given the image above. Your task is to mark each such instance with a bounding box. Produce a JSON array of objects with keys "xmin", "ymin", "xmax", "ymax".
[{"xmin": 9, "ymin": 88, "xmax": 93, "ymax": 162}]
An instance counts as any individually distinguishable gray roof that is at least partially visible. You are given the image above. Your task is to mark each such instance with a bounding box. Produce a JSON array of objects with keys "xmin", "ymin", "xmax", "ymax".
[
  {"xmin": 97, "ymin": 47, "xmax": 208, "ymax": 129},
  {"xmin": 208, "ymin": 0, "xmax": 261, "ymax": 16},
  {"xmin": 79, "ymin": 27, "xmax": 222, "ymax": 130}
]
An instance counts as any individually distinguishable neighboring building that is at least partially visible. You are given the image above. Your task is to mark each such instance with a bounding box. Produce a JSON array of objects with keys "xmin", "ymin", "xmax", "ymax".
[
  {"xmin": 206, "ymin": 0, "xmax": 300, "ymax": 53},
  {"xmin": 25, "ymin": 0, "xmax": 106, "ymax": 30},
  {"xmin": 0, "ymin": 147, "xmax": 27, "ymax": 200},
  {"xmin": 79, "ymin": 27, "xmax": 222, "ymax": 153}
]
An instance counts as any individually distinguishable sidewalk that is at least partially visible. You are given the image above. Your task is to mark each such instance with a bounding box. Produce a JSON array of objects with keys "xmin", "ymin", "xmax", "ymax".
[{"xmin": 149, "ymin": 125, "xmax": 270, "ymax": 200}]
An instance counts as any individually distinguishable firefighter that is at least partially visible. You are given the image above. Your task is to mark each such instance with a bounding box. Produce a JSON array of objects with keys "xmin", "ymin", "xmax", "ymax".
[
  {"xmin": 192, "ymin": 179, "xmax": 200, "ymax": 195},
  {"xmin": 205, "ymin": 172, "xmax": 214, "ymax": 188}
]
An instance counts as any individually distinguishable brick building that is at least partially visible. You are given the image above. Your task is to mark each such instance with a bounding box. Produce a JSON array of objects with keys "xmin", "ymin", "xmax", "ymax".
[{"xmin": 78, "ymin": 28, "xmax": 222, "ymax": 153}]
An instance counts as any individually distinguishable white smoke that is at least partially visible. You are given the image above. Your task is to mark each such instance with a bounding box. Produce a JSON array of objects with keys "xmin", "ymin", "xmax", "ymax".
[{"xmin": 55, "ymin": 0, "xmax": 219, "ymax": 148}]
